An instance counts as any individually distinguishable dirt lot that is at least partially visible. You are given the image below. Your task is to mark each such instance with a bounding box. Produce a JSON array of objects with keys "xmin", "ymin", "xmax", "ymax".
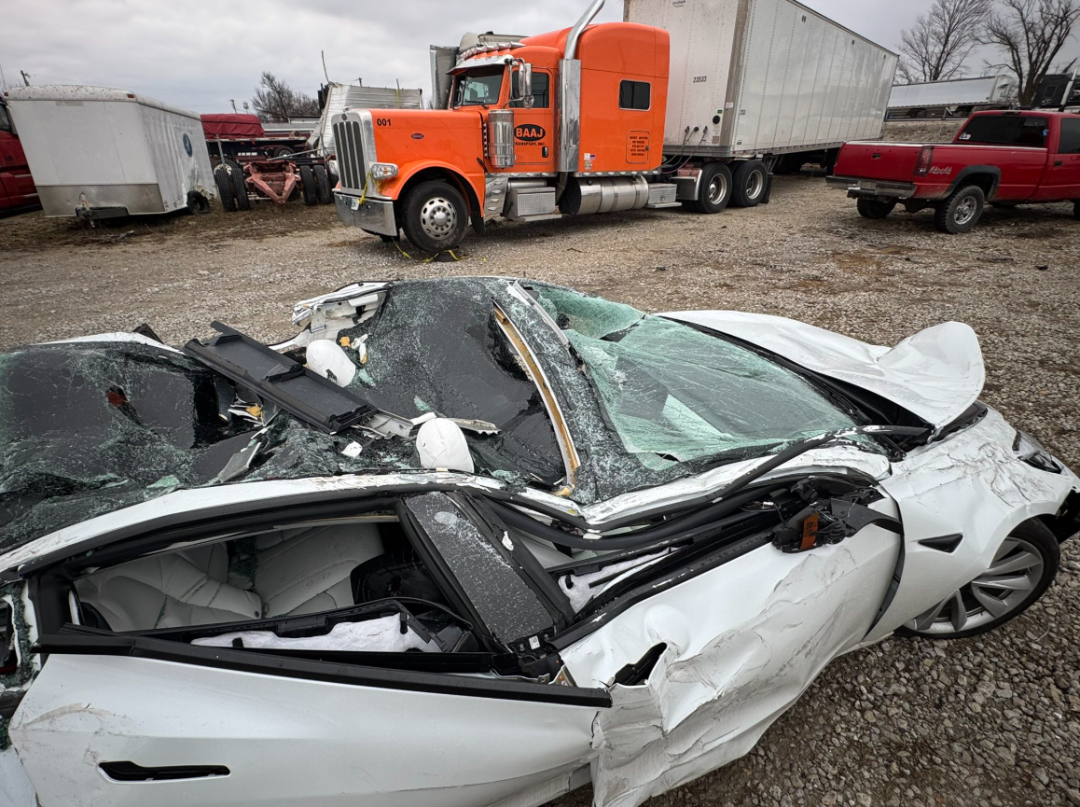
[{"xmin": 2, "ymin": 160, "xmax": 1080, "ymax": 807}]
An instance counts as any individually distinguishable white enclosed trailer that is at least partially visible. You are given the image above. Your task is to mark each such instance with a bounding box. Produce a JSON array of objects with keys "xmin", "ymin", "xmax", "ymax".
[
  {"xmin": 887, "ymin": 75, "xmax": 1014, "ymax": 119},
  {"xmin": 4, "ymin": 85, "xmax": 215, "ymax": 219},
  {"xmin": 625, "ymin": 0, "xmax": 897, "ymax": 170}
]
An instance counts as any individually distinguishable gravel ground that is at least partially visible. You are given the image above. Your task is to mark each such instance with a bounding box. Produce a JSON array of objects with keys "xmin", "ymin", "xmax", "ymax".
[{"xmin": 1, "ymin": 156, "xmax": 1079, "ymax": 807}]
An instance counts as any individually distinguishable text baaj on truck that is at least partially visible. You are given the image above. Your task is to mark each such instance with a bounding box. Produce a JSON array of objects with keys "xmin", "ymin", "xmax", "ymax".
[
  {"xmin": 828, "ymin": 110, "xmax": 1080, "ymax": 233},
  {"xmin": 332, "ymin": 0, "xmax": 897, "ymax": 252}
]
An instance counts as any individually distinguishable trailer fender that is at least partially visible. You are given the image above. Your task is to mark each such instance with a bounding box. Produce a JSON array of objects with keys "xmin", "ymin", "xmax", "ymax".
[{"xmin": 381, "ymin": 162, "xmax": 484, "ymax": 219}]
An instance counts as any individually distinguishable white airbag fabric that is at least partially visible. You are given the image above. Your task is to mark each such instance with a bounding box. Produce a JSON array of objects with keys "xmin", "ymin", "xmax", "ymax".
[
  {"xmin": 191, "ymin": 616, "xmax": 438, "ymax": 653},
  {"xmin": 662, "ymin": 311, "xmax": 984, "ymax": 428}
]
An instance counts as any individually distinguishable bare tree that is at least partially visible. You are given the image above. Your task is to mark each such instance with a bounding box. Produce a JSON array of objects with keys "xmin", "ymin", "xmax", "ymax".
[
  {"xmin": 898, "ymin": 0, "xmax": 993, "ymax": 83},
  {"xmin": 251, "ymin": 72, "xmax": 320, "ymax": 122},
  {"xmin": 981, "ymin": 0, "xmax": 1080, "ymax": 104}
]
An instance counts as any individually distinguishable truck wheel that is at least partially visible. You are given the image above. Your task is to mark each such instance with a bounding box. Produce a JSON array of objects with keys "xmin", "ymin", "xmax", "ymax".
[
  {"xmin": 934, "ymin": 184, "xmax": 985, "ymax": 234},
  {"xmin": 856, "ymin": 198, "xmax": 896, "ymax": 219},
  {"xmin": 686, "ymin": 163, "xmax": 732, "ymax": 214},
  {"xmin": 314, "ymin": 165, "xmax": 332, "ymax": 204},
  {"xmin": 226, "ymin": 159, "xmax": 250, "ymax": 211},
  {"xmin": 274, "ymin": 146, "xmax": 295, "ymax": 158},
  {"xmin": 214, "ymin": 164, "xmax": 237, "ymax": 212},
  {"xmin": 300, "ymin": 165, "xmax": 318, "ymax": 206},
  {"xmin": 1074, "ymin": 200, "xmax": 1080, "ymax": 220},
  {"xmin": 401, "ymin": 180, "xmax": 468, "ymax": 252},
  {"xmin": 731, "ymin": 161, "xmax": 767, "ymax": 207}
]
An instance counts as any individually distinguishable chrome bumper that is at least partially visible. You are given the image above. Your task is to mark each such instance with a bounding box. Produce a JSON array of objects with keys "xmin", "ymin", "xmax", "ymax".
[
  {"xmin": 826, "ymin": 176, "xmax": 918, "ymax": 200},
  {"xmin": 334, "ymin": 192, "xmax": 397, "ymax": 237}
]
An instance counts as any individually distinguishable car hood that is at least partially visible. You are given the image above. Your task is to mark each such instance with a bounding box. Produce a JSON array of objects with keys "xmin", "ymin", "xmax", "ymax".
[{"xmin": 662, "ymin": 311, "xmax": 985, "ymax": 429}]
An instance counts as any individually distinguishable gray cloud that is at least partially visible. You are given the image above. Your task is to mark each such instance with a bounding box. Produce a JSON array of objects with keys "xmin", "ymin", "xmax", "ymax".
[{"xmin": 0, "ymin": 0, "xmax": 1019, "ymax": 114}]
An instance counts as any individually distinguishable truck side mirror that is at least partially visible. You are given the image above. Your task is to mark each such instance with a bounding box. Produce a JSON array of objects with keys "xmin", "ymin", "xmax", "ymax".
[{"xmin": 514, "ymin": 63, "xmax": 535, "ymax": 109}]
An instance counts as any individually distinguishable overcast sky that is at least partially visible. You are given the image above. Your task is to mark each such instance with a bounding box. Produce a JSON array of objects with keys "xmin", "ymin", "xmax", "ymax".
[{"xmin": 0, "ymin": 1, "xmax": 1073, "ymax": 113}]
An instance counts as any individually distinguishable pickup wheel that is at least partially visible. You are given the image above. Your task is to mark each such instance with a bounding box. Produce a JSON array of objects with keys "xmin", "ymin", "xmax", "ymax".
[
  {"xmin": 401, "ymin": 180, "xmax": 468, "ymax": 253},
  {"xmin": 935, "ymin": 184, "xmax": 985, "ymax": 234},
  {"xmin": 1072, "ymin": 200, "xmax": 1080, "ymax": 220},
  {"xmin": 686, "ymin": 162, "xmax": 732, "ymax": 214},
  {"xmin": 731, "ymin": 161, "xmax": 767, "ymax": 207},
  {"xmin": 856, "ymin": 198, "xmax": 896, "ymax": 219}
]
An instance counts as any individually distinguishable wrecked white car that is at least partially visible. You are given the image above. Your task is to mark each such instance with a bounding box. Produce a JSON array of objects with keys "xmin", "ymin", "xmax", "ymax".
[{"xmin": 1, "ymin": 278, "xmax": 1077, "ymax": 807}]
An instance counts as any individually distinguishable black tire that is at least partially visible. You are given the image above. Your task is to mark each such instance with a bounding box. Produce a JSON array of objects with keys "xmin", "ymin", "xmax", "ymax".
[
  {"xmin": 313, "ymin": 164, "xmax": 332, "ymax": 205},
  {"xmin": 820, "ymin": 150, "xmax": 838, "ymax": 175},
  {"xmin": 731, "ymin": 160, "xmax": 767, "ymax": 208},
  {"xmin": 186, "ymin": 192, "xmax": 210, "ymax": 214},
  {"xmin": 898, "ymin": 520, "xmax": 1060, "ymax": 641},
  {"xmin": 685, "ymin": 162, "xmax": 732, "ymax": 214},
  {"xmin": 856, "ymin": 198, "xmax": 897, "ymax": 219},
  {"xmin": 400, "ymin": 180, "xmax": 468, "ymax": 252},
  {"xmin": 1074, "ymin": 200, "xmax": 1080, "ymax": 220},
  {"xmin": 214, "ymin": 164, "xmax": 237, "ymax": 212},
  {"xmin": 934, "ymin": 184, "xmax": 985, "ymax": 234},
  {"xmin": 273, "ymin": 146, "xmax": 295, "ymax": 159},
  {"xmin": 225, "ymin": 159, "xmax": 250, "ymax": 211},
  {"xmin": 300, "ymin": 165, "xmax": 318, "ymax": 206}
]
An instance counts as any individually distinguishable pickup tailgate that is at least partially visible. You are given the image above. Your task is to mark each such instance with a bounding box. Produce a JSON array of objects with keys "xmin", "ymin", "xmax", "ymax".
[{"xmin": 834, "ymin": 142, "xmax": 923, "ymax": 181}]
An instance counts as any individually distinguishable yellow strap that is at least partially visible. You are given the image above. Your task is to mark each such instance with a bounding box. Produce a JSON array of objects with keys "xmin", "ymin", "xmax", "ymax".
[{"xmin": 392, "ymin": 241, "xmax": 462, "ymax": 263}]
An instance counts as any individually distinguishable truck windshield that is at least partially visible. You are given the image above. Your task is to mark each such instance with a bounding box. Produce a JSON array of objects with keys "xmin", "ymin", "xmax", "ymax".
[
  {"xmin": 453, "ymin": 66, "xmax": 505, "ymax": 108},
  {"xmin": 958, "ymin": 116, "xmax": 1048, "ymax": 148}
]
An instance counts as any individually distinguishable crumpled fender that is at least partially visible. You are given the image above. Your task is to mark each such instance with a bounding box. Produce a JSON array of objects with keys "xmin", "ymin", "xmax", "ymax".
[{"xmin": 661, "ymin": 311, "xmax": 984, "ymax": 429}]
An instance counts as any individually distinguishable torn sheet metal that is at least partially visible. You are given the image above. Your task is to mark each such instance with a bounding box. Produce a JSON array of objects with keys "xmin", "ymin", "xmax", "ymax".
[
  {"xmin": 663, "ymin": 311, "xmax": 985, "ymax": 429},
  {"xmin": 562, "ymin": 513, "xmax": 902, "ymax": 807}
]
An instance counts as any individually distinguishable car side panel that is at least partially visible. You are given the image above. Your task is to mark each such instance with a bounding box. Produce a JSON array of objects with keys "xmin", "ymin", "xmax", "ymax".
[
  {"xmin": 866, "ymin": 408, "xmax": 1080, "ymax": 643},
  {"xmin": 560, "ymin": 512, "xmax": 901, "ymax": 807},
  {"xmin": 11, "ymin": 654, "xmax": 597, "ymax": 807}
]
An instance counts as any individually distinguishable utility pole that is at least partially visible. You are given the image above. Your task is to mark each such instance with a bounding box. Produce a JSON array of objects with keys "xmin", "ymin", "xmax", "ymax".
[
  {"xmin": 20, "ymin": 70, "xmax": 30, "ymax": 87},
  {"xmin": 230, "ymin": 99, "xmax": 238, "ymax": 113}
]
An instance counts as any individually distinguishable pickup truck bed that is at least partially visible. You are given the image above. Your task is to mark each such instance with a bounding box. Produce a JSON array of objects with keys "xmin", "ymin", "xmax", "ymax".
[{"xmin": 828, "ymin": 110, "xmax": 1080, "ymax": 233}]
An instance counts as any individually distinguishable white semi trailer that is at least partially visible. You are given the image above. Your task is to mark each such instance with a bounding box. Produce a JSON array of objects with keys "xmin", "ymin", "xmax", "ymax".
[{"xmin": 887, "ymin": 75, "xmax": 1015, "ymax": 119}]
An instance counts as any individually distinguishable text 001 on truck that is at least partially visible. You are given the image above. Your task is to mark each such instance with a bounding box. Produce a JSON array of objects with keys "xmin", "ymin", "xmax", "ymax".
[
  {"xmin": 332, "ymin": 0, "xmax": 897, "ymax": 252},
  {"xmin": 828, "ymin": 110, "xmax": 1080, "ymax": 233}
]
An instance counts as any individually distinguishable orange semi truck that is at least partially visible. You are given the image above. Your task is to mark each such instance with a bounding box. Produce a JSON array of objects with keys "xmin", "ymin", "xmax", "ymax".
[{"xmin": 333, "ymin": 0, "xmax": 897, "ymax": 252}]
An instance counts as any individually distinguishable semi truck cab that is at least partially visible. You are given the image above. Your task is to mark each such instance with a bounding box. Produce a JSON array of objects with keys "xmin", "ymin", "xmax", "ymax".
[{"xmin": 334, "ymin": 1, "xmax": 678, "ymax": 252}]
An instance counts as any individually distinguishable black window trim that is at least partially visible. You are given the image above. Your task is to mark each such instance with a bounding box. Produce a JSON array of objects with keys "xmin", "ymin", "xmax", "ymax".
[{"xmin": 619, "ymin": 80, "xmax": 652, "ymax": 111}]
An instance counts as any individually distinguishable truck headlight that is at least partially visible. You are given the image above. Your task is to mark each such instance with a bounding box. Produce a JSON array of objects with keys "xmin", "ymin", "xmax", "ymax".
[
  {"xmin": 371, "ymin": 163, "xmax": 398, "ymax": 180},
  {"xmin": 1014, "ymin": 430, "xmax": 1061, "ymax": 474}
]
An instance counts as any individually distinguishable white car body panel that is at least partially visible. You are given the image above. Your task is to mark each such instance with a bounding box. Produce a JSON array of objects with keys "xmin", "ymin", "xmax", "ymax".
[
  {"xmin": 10, "ymin": 655, "xmax": 597, "ymax": 807},
  {"xmin": 562, "ymin": 509, "xmax": 901, "ymax": 807},
  {"xmin": 663, "ymin": 311, "xmax": 985, "ymax": 429},
  {"xmin": 0, "ymin": 747, "xmax": 36, "ymax": 807}
]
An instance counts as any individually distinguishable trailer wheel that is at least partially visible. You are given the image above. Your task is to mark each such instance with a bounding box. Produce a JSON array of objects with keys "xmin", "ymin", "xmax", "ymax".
[
  {"xmin": 273, "ymin": 146, "xmax": 295, "ymax": 159},
  {"xmin": 401, "ymin": 180, "xmax": 468, "ymax": 252},
  {"xmin": 226, "ymin": 159, "xmax": 250, "ymax": 211},
  {"xmin": 214, "ymin": 164, "xmax": 237, "ymax": 212},
  {"xmin": 686, "ymin": 162, "xmax": 732, "ymax": 214},
  {"xmin": 934, "ymin": 184, "xmax": 985, "ymax": 234},
  {"xmin": 856, "ymin": 198, "xmax": 897, "ymax": 219},
  {"xmin": 300, "ymin": 165, "xmax": 318, "ymax": 206},
  {"xmin": 731, "ymin": 161, "xmax": 767, "ymax": 207},
  {"xmin": 313, "ymin": 165, "xmax": 332, "ymax": 204}
]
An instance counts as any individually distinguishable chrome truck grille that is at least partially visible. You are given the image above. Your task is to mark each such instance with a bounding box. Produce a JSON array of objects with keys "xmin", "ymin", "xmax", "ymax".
[{"xmin": 333, "ymin": 120, "xmax": 365, "ymax": 190}]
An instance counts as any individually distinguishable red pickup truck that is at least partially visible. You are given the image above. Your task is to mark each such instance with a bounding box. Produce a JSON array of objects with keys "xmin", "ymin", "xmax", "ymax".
[
  {"xmin": 0, "ymin": 97, "xmax": 38, "ymax": 214},
  {"xmin": 827, "ymin": 110, "xmax": 1080, "ymax": 233}
]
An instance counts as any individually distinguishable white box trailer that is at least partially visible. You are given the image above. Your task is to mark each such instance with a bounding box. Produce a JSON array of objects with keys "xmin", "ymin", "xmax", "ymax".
[
  {"xmin": 626, "ymin": 0, "xmax": 897, "ymax": 165},
  {"xmin": 4, "ymin": 85, "xmax": 215, "ymax": 219},
  {"xmin": 887, "ymin": 75, "xmax": 1014, "ymax": 119}
]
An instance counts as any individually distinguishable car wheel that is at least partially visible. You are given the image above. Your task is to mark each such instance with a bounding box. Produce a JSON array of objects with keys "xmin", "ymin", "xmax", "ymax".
[
  {"xmin": 856, "ymin": 198, "xmax": 897, "ymax": 219},
  {"xmin": 300, "ymin": 165, "xmax": 318, "ymax": 206},
  {"xmin": 685, "ymin": 162, "xmax": 732, "ymax": 214},
  {"xmin": 213, "ymin": 163, "xmax": 237, "ymax": 212},
  {"xmin": 900, "ymin": 520, "xmax": 1060, "ymax": 640},
  {"xmin": 730, "ymin": 160, "xmax": 767, "ymax": 207},
  {"xmin": 401, "ymin": 180, "xmax": 468, "ymax": 253},
  {"xmin": 934, "ymin": 184, "xmax": 985, "ymax": 233},
  {"xmin": 226, "ymin": 159, "xmax": 250, "ymax": 211},
  {"xmin": 314, "ymin": 165, "xmax": 332, "ymax": 205}
]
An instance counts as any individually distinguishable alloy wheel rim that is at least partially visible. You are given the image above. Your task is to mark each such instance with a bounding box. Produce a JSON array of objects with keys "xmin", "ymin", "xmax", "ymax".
[
  {"xmin": 708, "ymin": 174, "xmax": 728, "ymax": 204},
  {"xmin": 745, "ymin": 170, "xmax": 763, "ymax": 199},
  {"xmin": 905, "ymin": 537, "xmax": 1044, "ymax": 635},
  {"xmin": 954, "ymin": 195, "xmax": 978, "ymax": 226},
  {"xmin": 420, "ymin": 197, "xmax": 457, "ymax": 241}
]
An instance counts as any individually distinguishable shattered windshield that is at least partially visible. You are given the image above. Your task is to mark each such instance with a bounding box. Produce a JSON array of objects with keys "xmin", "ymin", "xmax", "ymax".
[
  {"xmin": 534, "ymin": 286, "xmax": 861, "ymax": 467},
  {"xmin": 453, "ymin": 66, "xmax": 504, "ymax": 107}
]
